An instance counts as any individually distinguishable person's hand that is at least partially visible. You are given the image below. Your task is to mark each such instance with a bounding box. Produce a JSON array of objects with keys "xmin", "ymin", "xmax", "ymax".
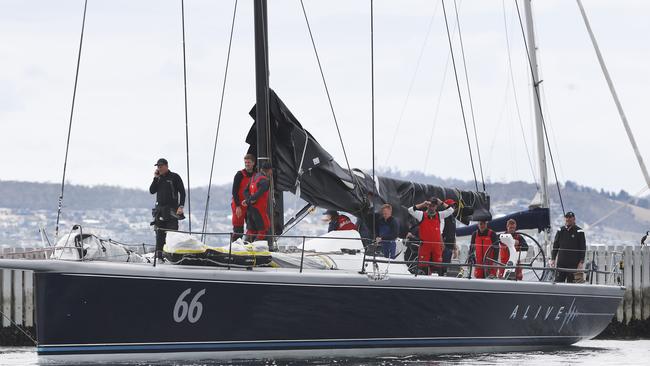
[
  {"xmin": 375, "ymin": 237, "xmax": 382, "ymax": 243},
  {"xmin": 176, "ymin": 207, "xmax": 184, "ymax": 216},
  {"xmin": 235, "ymin": 206, "xmax": 243, "ymax": 218},
  {"xmin": 436, "ymin": 198, "xmax": 442, "ymax": 205},
  {"xmin": 154, "ymin": 169, "xmax": 160, "ymax": 177},
  {"xmin": 241, "ymin": 200, "xmax": 248, "ymax": 207},
  {"xmin": 548, "ymin": 259, "xmax": 555, "ymax": 268},
  {"xmin": 406, "ymin": 232, "xmax": 414, "ymax": 239}
]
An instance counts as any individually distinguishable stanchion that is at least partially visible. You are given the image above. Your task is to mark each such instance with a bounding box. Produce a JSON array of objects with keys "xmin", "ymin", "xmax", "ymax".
[{"xmin": 300, "ymin": 236, "xmax": 306, "ymax": 273}]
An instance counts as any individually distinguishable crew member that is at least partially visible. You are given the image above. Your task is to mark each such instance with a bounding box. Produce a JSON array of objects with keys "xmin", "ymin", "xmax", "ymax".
[
  {"xmin": 498, "ymin": 219, "xmax": 528, "ymax": 279},
  {"xmin": 469, "ymin": 220, "xmax": 499, "ymax": 279},
  {"xmin": 231, "ymin": 154, "xmax": 256, "ymax": 241},
  {"xmin": 323, "ymin": 210, "xmax": 357, "ymax": 232},
  {"xmin": 243, "ymin": 162, "xmax": 272, "ymax": 242},
  {"xmin": 149, "ymin": 158, "xmax": 186, "ymax": 260},
  {"xmin": 375, "ymin": 204, "xmax": 400, "ymax": 259},
  {"xmin": 550, "ymin": 211, "xmax": 586, "ymax": 283},
  {"xmin": 441, "ymin": 199, "xmax": 459, "ymax": 271},
  {"xmin": 408, "ymin": 198, "xmax": 454, "ymax": 275}
]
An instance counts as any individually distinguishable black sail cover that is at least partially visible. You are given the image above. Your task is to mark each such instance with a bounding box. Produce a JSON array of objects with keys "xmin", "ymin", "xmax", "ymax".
[
  {"xmin": 246, "ymin": 90, "xmax": 491, "ymax": 234},
  {"xmin": 455, "ymin": 207, "xmax": 550, "ymax": 237}
]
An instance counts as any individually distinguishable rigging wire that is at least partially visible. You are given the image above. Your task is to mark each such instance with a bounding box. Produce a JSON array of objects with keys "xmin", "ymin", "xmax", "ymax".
[
  {"xmin": 588, "ymin": 185, "xmax": 649, "ymax": 230},
  {"xmin": 539, "ymin": 80, "xmax": 566, "ymax": 182},
  {"xmin": 441, "ymin": 0, "xmax": 479, "ymax": 192},
  {"xmin": 299, "ymin": 0, "xmax": 357, "ymax": 188},
  {"xmin": 55, "ymin": 0, "xmax": 88, "ymax": 242},
  {"xmin": 383, "ymin": 1, "xmax": 441, "ymax": 166},
  {"xmin": 370, "ymin": 0, "xmax": 377, "ymax": 268},
  {"xmin": 451, "ymin": 0, "xmax": 485, "ymax": 192},
  {"xmin": 530, "ymin": 7, "xmax": 566, "ymax": 183},
  {"xmin": 201, "ymin": 0, "xmax": 238, "ymax": 242},
  {"xmin": 484, "ymin": 77, "xmax": 511, "ymax": 178},
  {"xmin": 502, "ymin": 0, "xmax": 538, "ymax": 188},
  {"xmin": 181, "ymin": 0, "xmax": 192, "ymax": 232},
  {"xmin": 423, "ymin": 5, "xmax": 462, "ymax": 173},
  {"xmin": 514, "ymin": 0, "xmax": 565, "ymax": 215},
  {"xmin": 422, "ymin": 51, "xmax": 452, "ymax": 173}
]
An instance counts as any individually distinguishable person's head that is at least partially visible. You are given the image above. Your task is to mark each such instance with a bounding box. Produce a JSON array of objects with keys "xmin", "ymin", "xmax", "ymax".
[
  {"xmin": 244, "ymin": 154, "xmax": 256, "ymax": 172},
  {"xmin": 155, "ymin": 158, "xmax": 169, "ymax": 175},
  {"xmin": 381, "ymin": 204, "xmax": 392, "ymax": 219},
  {"xmin": 322, "ymin": 209, "xmax": 338, "ymax": 222},
  {"xmin": 506, "ymin": 219, "xmax": 517, "ymax": 234},
  {"xmin": 564, "ymin": 211, "xmax": 576, "ymax": 227},
  {"xmin": 426, "ymin": 197, "xmax": 440, "ymax": 215},
  {"xmin": 478, "ymin": 220, "xmax": 488, "ymax": 232},
  {"xmin": 260, "ymin": 162, "xmax": 272, "ymax": 176}
]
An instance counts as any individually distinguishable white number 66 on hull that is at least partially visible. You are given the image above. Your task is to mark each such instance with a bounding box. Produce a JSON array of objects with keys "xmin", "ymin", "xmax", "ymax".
[{"xmin": 173, "ymin": 288, "xmax": 206, "ymax": 323}]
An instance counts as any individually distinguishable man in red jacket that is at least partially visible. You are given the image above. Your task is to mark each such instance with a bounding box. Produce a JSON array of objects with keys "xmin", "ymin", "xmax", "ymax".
[
  {"xmin": 231, "ymin": 154, "xmax": 256, "ymax": 242},
  {"xmin": 498, "ymin": 218, "xmax": 528, "ymax": 279},
  {"xmin": 323, "ymin": 210, "xmax": 357, "ymax": 232},
  {"xmin": 408, "ymin": 198, "xmax": 454, "ymax": 275},
  {"xmin": 242, "ymin": 162, "xmax": 272, "ymax": 242},
  {"xmin": 470, "ymin": 221, "xmax": 499, "ymax": 279}
]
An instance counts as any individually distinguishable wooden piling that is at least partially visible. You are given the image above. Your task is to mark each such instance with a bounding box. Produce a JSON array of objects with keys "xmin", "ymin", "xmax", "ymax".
[
  {"xmin": 642, "ymin": 246, "xmax": 650, "ymax": 320},
  {"xmin": 1, "ymin": 269, "xmax": 11, "ymax": 327}
]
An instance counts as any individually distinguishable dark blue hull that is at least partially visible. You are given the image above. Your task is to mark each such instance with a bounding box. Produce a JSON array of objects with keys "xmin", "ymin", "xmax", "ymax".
[{"xmin": 27, "ymin": 261, "xmax": 623, "ymax": 358}]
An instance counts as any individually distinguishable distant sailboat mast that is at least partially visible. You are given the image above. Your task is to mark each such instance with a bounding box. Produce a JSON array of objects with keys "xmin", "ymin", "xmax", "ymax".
[{"xmin": 522, "ymin": 0, "xmax": 551, "ymax": 248}]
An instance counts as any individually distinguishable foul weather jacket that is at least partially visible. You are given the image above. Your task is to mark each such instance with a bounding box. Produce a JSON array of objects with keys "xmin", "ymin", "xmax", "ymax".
[
  {"xmin": 150, "ymin": 171, "xmax": 186, "ymax": 210},
  {"xmin": 552, "ymin": 225, "xmax": 586, "ymax": 268}
]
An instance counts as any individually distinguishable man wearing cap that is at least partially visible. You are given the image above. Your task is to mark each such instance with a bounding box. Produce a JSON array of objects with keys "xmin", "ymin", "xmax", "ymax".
[
  {"xmin": 243, "ymin": 162, "xmax": 272, "ymax": 242},
  {"xmin": 441, "ymin": 199, "xmax": 459, "ymax": 272},
  {"xmin": 149, "ymin": 158, "xmax": 186, "ymax": 260},
  {"xmin": 550, "ymin": 211, "xmax": 586, "ymax": 283}
]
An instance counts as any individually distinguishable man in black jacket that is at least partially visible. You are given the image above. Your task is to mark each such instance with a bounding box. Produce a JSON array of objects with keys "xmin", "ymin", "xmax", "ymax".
[
  {"xmin": 550, "ymin": 211, "xmax": 586, "ymax": 283},
  {"xmin": 375, "ymin": 204, "xmax": 400, "ymax": 259},
  {"xmin": 150, "ymin": 158, "xmax": 186, "ymax": 259},
  {"xmin": 441, "ymin": 199, "xmax": 459, "ymax": 271}
]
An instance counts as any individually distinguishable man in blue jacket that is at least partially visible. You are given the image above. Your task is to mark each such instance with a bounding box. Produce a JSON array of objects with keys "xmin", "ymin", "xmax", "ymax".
[{"xmin": 375, "ymin": 204, "xmax": 400, "ymax": 259}]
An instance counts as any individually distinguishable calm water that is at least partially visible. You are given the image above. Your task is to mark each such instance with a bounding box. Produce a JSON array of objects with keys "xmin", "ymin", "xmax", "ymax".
[{"xmin": 1, "ymin": 340, "xmax": 649, "ymax": 365}]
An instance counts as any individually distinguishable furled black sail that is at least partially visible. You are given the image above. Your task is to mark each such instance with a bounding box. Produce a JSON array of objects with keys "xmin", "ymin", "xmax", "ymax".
[{"xmin": 246, "ymin": 90, "xmax": 491, "ymax": 233}]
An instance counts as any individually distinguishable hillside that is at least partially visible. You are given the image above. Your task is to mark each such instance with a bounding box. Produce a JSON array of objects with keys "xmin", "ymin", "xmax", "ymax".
[{"xmin": 1, "ymin": 176, "xmax": 649, "ymax": 246}]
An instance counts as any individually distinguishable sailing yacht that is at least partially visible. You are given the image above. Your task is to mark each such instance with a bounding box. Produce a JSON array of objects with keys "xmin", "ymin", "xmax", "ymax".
[{"xmin": 0, "ymin": 0, "xmax": 628, "ymax": 361}]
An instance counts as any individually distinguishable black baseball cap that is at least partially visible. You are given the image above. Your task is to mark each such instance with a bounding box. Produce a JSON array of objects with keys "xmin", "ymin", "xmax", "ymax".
[
  {"xmin": 155, "ymin": 158, "xmax": 168, "ymax": 166},
  {"xmin": 324, "ymin": 209, "xmax": 338, "ymax": 216},
  {"xmin": 564, "ymin": 211, "xmax": 575, "ymax": 218},
  {"xmin": 261, "ymin": 162, "xmax": 273, "ymax": 170}
]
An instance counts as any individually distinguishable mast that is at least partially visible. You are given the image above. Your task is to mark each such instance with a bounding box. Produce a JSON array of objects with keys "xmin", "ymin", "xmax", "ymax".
[
  {"xmin": 253, "ymin": 0, "xmax": 280, "ymax": 246},
  {"xmin": 522, "ymin": 0, "xmax": 550, "ymax": 247}
]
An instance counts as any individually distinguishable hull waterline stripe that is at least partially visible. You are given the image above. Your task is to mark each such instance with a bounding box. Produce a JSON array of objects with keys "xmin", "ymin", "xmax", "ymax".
[
  {"xmin": 38, "ymin": 334, "xmax": 595, "ymax": 348},
  {"xmin": 60, "ymin": 272, "xmax": 624, "ymax": 299},
  {"xmin": 37, "ymin": 336, "xmax": 582, "ymax": 354}
]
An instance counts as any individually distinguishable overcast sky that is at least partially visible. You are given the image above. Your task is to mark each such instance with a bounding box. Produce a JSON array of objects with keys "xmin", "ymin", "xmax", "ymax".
[{"xmin": 1, "ymin": 0, "xmax": 648, "ymax": 196}]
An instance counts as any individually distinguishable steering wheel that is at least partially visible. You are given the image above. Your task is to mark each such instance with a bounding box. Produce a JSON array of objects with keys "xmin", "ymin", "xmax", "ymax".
[{"xmin": 483, "ymin": 232, "xmax": 548, "ymax": 281}]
